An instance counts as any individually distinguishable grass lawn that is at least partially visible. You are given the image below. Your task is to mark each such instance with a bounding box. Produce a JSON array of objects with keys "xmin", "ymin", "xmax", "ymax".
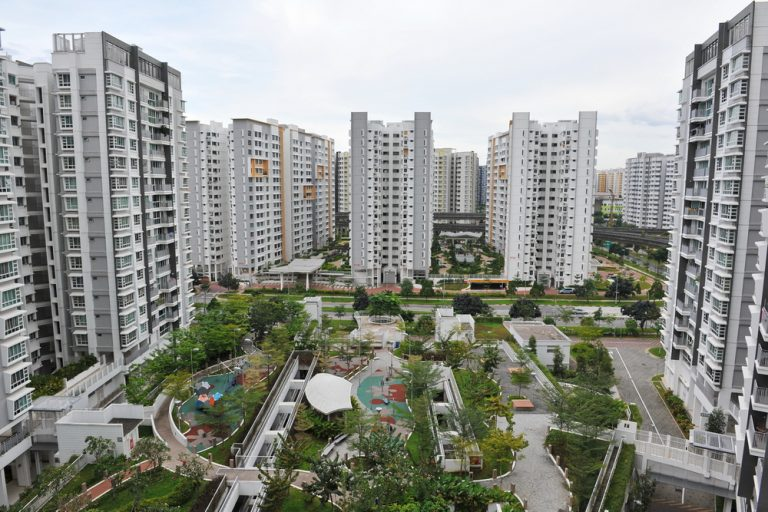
[
  {"xmin": 628, "ymin": 403, "xmax": 643, "ymax": 428},
  {"xmin": 86, "ymin": 470, "xmax": 194, "ymax": 512},
  {"xmin": 649, "ymin": 345, "xmax": 666, "ymax": 358},
  {"xmin": 41, "ymin": 464, "xmax": 101, "ymax": 512},
  {"xmin": 200, "ymin": 426, "xmax": 240, "ymax": 465},
  {"xmin": 603, "ymin": 444, "xmax": 636, "ymax": 512},
  {"xmin": 282, "ymin": 488, "xmax": 336, "ymax": 511},
  {"xmin": 326, "ymin": 319, "xmax": 357, "ymax": 336},
  {"xmin": 294, "ymin": 432, "xmax": 327, "ymax": 470},
  {"xmin": 453, "ymin": 368, "xmax": 500, "ymax": 407},
  {"xmin": 405, "ymin": 430, "xmax": 423, "ymax": 463},
  {"xmin": 474, "ymin": 321, "xmax": 510, "ymax": 341},
  {"xmin": 442, "ymin": 282, "xmax": 468, "ymax": 290},
  {"xmin": 545, "ymin": 430, "xmax": 609, "ymax": 512}
]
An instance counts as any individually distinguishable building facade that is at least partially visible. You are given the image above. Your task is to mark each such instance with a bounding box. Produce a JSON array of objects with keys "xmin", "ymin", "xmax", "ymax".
[
  {"xmin": 433, "ymin": 148, "xmax": 452, "ymax": 213},
  {"xmin": 350, "ymin": 112, "xmax": 433, "ymax": 286},
  {"xmin": 594, "ymin": 168, "xmax": 624, "ymax": 199},
  {"xmin": 433, "ymin": 149, "xmax": 479, "ymax": 214},
  {"xmin": 187, "ymin": 120, "xmax": 231, "ymax": 278},
  {"xmin": 661, "ymin": 9, "xmax": 768, "ymax": 503},
  {"xmin": 476, "ymin": 164, "xmax": 487, "ymax": 213},
  {"xmin": 230, "ymin": 118, "xmax": 334, "ymax": 276},
  {"xmin": 623, "ymin": 153, "xmax": 676, "ymax": 229},
  {"xmin": 40, "ymin": 32, "xmax": 193, "ymax": 368},
  {"xmin": 486, "ymin": 112, "xmax": 597, "ymax": 288},
  {"xmin": 335, "ymin": 150, "xmax": 351, "ymax": 214}
]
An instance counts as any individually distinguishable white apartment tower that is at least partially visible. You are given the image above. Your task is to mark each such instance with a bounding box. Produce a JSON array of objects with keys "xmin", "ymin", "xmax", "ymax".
[
  {"xmin": 623, "ymin": 152, "xmax": 676, "ymax": 229},
  {"xmin": 449, "ymin": 151, "xmax": 479, "ymax": 213},
  {"xmin": 335, "ymin": 150, "xmax": 351, "ymax": 214},
  {"xmin": 433, "ymin": 149, "xmax": 479, "ymax": 214},
  {"xmin": 486, "ymin": 112, "xmax": 597, "ymax": 288},
  {"xmin": 350, "ymin": 112, "xmax": 433, "ymax": 286},
  {"xmin": 663, "ymin": 1, "xmax": 766, "ymax": 451},
  {"xmin": 230, "ymin": 118, "xmax": 334, "ymax": 276},
  {"xmin": 41, "ymin": 33, "xmax": 193, "ymax": 367},
  {"xmin": 188, "ymin": 121, "xmax": 231, "ymax": 278}
]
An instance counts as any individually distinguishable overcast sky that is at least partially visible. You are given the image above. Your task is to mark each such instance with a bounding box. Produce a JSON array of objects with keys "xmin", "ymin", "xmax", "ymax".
[{"xmin": 1, "ymin": 0, "xmax": 750, "ymax": 167}]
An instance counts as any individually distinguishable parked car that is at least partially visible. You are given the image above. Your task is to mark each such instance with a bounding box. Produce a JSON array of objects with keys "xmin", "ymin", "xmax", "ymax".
[{"xmin": 558, "ymin": 287, "xmax": 575, "ymax": 294}]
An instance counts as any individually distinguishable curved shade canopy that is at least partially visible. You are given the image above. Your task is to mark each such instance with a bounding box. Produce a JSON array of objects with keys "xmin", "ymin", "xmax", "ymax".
[{"xmin": 305, "ymin": 373, "xmax": 353, "ymax": 415}]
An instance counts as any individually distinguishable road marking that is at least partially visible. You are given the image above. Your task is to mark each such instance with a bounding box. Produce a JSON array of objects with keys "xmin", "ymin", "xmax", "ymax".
[{"xmin": 612, "ymin": 347, "xmax": 661, "ymax": 438}]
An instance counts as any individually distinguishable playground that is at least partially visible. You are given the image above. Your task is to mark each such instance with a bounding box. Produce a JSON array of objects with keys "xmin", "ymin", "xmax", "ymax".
[
  {"xmin": 179, "ymin": 372, "xmax": 243, "ymax": 452},
  {"xmin": 356, "ymin": 373, "xmax": 409, "ymax": 424}
]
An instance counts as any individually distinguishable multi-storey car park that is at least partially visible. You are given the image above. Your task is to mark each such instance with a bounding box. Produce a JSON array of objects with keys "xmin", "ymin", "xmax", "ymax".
[{"xmin": 486, "ymin": 112, "xmax": 597, "ymax": 288}]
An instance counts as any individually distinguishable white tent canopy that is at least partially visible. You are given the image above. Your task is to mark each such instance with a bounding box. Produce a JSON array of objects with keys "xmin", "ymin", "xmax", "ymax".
[{"xmin": 305, "ymin": 373, "xmax": 353, "ymax": 415}]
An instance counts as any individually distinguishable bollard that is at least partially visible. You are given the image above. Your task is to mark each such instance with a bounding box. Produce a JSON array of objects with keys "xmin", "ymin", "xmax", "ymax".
[
  {"xmin": 555, "ymin": 454, "xmax": 560, "ymax": 465},
  {"xmin": 492, "ymin": 468, "xmax": 498, "ymax": 479},
  {"xmin": 523, "ymin": 498, "xmax": 528, "ymax": 510},
  {"xmin": 564, "ymin": 467, "xmax": 568, "ymax": 479},
  {"xmin": 229, "ymin": 457, "xmax": 235, "ymax": 468},
  {"xmin": 208, "ymin": 453, "xmax": 213, "ymax": 463},
  {"xmin": 81, "ymin": 482, "xmax": 87, "ymax": 492},
  {"xmin": 509, "ymin": 483, "xmax": 516, "ymax": 494}
]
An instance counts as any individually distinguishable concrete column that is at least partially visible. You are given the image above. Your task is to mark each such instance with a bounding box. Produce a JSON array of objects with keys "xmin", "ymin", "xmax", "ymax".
[
  {"xmin": 305, "ymin": 273, "xmax": 309, "ymax": 290},
  {"xmin": 279, "ymin": 274, "xmax": 284, "ymax": 291},
  {"xmin": 15, "ymin": 453, "xmax": 31, "ymax": 487},
  {"xmin": 32, "ymin": 452, "xmax": 41, "ymax": 478},
  {"xmin": 0, "ymin": 466, "xmax": 9, "ymax": 508}
]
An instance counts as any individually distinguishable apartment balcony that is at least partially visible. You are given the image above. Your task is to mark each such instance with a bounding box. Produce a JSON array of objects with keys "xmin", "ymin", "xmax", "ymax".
[
  {"xmin": 756, "ymin": 346, "xmax": 768, "ymax": 375},
  {"xmin": 752, "ymin": 386, "xmax": 768, "ymax": 413},
  {"xmin": 690, "ymin": 110, "xmax": 712, "ymax": 123},
  {"xmin": 683, "ymin": 207, "xmax": 705, "ymax": 220},
  {"xmin": 676, "ymin": 300, "xmax": 694, "ymax": 316},
  {"xmin": 679, "ymin": 244, "xmax": 702, "ymax": 261},
  {"xmin": 686, "ymin": 186, "xmax": 708, "ymax": 200},
  {"xmin": 748, "ymin": 426, "xmax": 768, "ymax": 456},
  {"xmin": 689, "ymin": 129, "xmax": 712, "ymax": 143}
]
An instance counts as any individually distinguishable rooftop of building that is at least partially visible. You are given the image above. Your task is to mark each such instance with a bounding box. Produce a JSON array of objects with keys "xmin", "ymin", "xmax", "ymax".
[{"xmin": 504, "ymin": 321, "xmax": 570, "ymax": 343}]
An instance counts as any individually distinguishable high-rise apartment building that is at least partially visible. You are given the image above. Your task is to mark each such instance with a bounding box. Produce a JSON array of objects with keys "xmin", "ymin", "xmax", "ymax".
[
  {"xmin": 433, "ymin": 148, "xmax": 452, "ymax": 213},
  {"xmin": 662, "ymin": 5, "xmax": 766, "ymax": 488},
  {"xmin": 334, "ymin": 150, "xmax": 351, "ymax": 214},
  {"xmin": 40, "ymin": 33, "xmax": 193, "ymax": 367},
  {"xmin": 188, "ymin": 121, "xmax": 231, "ymax": 278},
  {"xmin": 350, "ymin": 112, "xmax": 433, "ymax": 286},
  {"xmin": 594, "ymin": 168, "xmax": 624, "ymax": 199},
  {"xmin": 433, "ymin": 149, "xmax": 479, "ymax": 214},
  {"xmin": 476, "ymin": 164, "xmax": 487, "ymax": 213},
  {"xmin": 623, "ymin": 153, "xmax": 676, "ymax": 229},
  {"xmin": 486, "ymin": 112, "xmax": 597, "ymax": 287},
  {"xmin": 230, "ymin": 118, "xmax": 334, "ymax": 276}
]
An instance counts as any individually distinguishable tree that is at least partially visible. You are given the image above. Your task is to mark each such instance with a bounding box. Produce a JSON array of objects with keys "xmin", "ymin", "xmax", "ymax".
[
  {"xmin": 572, "ymin": 341, "xmax": 615, "ymax": 390},
  {"xmin": 84, "ymin": 436, "xmax": 120, "ymax": 480},
  {"xmin": 649, "ymin": 247, "xmax": 668, "ymax": 264},
  {"xmin": 648, "ymin": 280, "xmax": 664, "ymax": 300},
  {"xmin": 527, "ymin": 336, "xmax": 537, "ymax": 353},
  {"xmin": 353, "ymin": 286, "xmax": 369, "ymax": 311},
  {"xmin": 705, "ymin": 407, "xmax": 727, "ymax": 434},
  {"xmin": 400, "ymin": 278, "xmax": 414, "ymax": 297},
  {"xmin": 509, "ymin": 299, "xmax": 541, "ymax": 319},
  {"xmin": 575, "ymin": 279, "xmax": 598, "ymax": 301},
  {"xmin": 334, "ymin": 304, "xmax": 345, "ymax": 319},
  {"xmin": 543, "ymin": 316, "xmax": 556, "ymax": 325},
  {"xmin": 413, "ymin": 314, "xmax": 435, "ymax": 337},
  {"xmin": 481, "ymin": 342, "xmax": 501, "ymax": 373},
  {"xmin": 303, "ymin": 455, "xmax": 347, "ymax": 505},
  {"xmin": 625, "ymin": 318, "xmax": 639, "ymax": 336},
  {"xmin": 529, "ymin": 282, "xmax": 545, "ymax": 298},
  {"xmin": 419, "ymin": 279, "xmax": 436, "ymax": 297},
  {"xmin": 557, "ymin": 306, "xmax": 576, "ymax": 324},
  {"xmin": 452, "ymin": 294, "xmax": 491, "ymax": 316},
  {"xmin": 552, "ymin": 346, "xmax": 565, "ymax": 377},
  {"xmin": 368, "ymin": 292, "xmax": 402, "ymax": 317},
  {"xmin": 621, "ymin": 300, "xmax": 661, "ymax": 328},
  {"xmin": 132, "ymin": 436, "xmax": 170, "ymax": 472},
  {"xmin": 628, "ymin": 471, "xmax": 656, "ymax": 512},
  {"xmin": 593, "ymin": 307, "xmax": 603, "ymax": 323},
  {"xmin": 548, "ymin": 387, "xmax": 625, "ymax": 439},
  {"xmin": 509, "ymin": 367, "xmax": 533, "ymax": 396},
  {"xmin": 218, "ymin": 272, "xmax": 239, "ymax": 290},
  {"xmin": 163, "ymin": 370, "xmax": 191, "ymax": 402},
  {"xmin": 609, "ymin": 243, "xmax": 629, "ymax": 256},
  {"xmin": 480, "ymin": 428, "xmax": 528, "ymax": 473},
  {"xmin": 176, "ymin": 452, "xmax": 212, "ymax": 485},
  {"xmin": 398, "ymin": 360, "xmax": 441, "ymax": 400},
  {"xmin": 482, "ymin": 394, "xmax": 514, "ymax": 427},
  {"xmin": 607, "ymin": 276, "xmax": 636, "ymax": 300}
]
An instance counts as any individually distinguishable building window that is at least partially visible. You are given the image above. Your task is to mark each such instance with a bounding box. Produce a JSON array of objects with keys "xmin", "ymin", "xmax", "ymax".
[
  {"xmin": 72, "ymin": 314, "xmax": 87, "ymax": 327},
  {"xmin": 1, "ymin": 288, "xmax": 21, "ymax": 308},
  {"xmin": 60, "ymin": 135, "xmax": 75, "ymax": 150},
  {"xmin": 66, "ymin": 237, "xmax": 81, "ymax": 250},
  {"xmin": 64, "ymin": 197, "xmax": 78, "ymax": 211},
  {"xmin": 0, "ymin": 204, "xmax": 14, "ymax": 222},
  {"xmin": 58, "ymin": 95, "xmax": 72, "ymax": 109},
  {"xmin": 70, "ymin": 276, "xmax": 84, "ymax": 289},
  {"xmin": 68, "ymin": 256, "xmax": 82, "ymax": 270},
  {"xmin": 9, "ymin": 367, "xmax": 29, "ymax": 391},
  {"xmin": 59, "ymin": 115, "xmax": 73, "ymax": 129},
  {"xmin": 62, "ymin": 177, "xmax": 77, "ymax": 191},
  {"xmin": 57, "ymin": 73, "xmax": 71, "ymax": 88},
  {"xmin": 74, "ymin": 334, "xmax": 88, "ymax": 346},
  {"xmin": 4, "ymin": 315, "xmax": 24, "ymax": 337},
  {"xmin": 0, "ymin": 233, "xmax": 16, "ymax": 252},
  {"xmin": 65, "ymin": 217, "xmax": 79, "ymax": 230},
  {"xmin": 61, "ymin": 156, "xmax": 76, "ymax": 170},
  {"xmin": 0, "ymin": 260, "xmax": 18, "ymax": 280},
  {"xmin": 71, "ymin": 295, "xmax": 85, "ymax": 308},
  {"xmin": 13, "ymin": 393, "xmax": 32, "ymax": 417}
]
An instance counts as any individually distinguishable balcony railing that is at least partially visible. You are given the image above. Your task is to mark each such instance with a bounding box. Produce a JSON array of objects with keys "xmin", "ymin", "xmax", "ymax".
[
  {"xmin": 758, "ymin": 346, "xmax": 768, "ymax": 368},
  {"xmin": 752, "ymin": 430, "xmax": 767, "ymax": 451},
  {"xmin": 754, "ymin": 386, "xmax": 768, "ymax": 406},
  {"xmin": 0, "ymin": 426, "xmax": 28, "ymax": 457}
]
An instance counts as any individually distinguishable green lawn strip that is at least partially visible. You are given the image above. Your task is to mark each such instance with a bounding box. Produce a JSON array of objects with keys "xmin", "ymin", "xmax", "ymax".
[
  {"xmin": 649, "ymin": 346, "xmax": 666, "ymax": 358},
  {"xmin": 559, "ymin": 326, "xmax": 659, "ymax": 338},
  {"xmin": 651, "ymin": 375, "xmax": 690, "ymax": 436},
  {"xmin": 453, "ymin": 368, "xmax": 501, "ymax": 405},
  {"xmin": 282, "ymin": 487, "xmax": 335, "ymax": 511},
  {"xmin": 405, "ymin": 430, "xmax": 423, "ymax": 464},
  {"xmin": 40, "ymin": 464, "xmax": 100, "ymax": 512},
  {"xmin": 545, "ymin": 430, "xmax": 609, "ymax": 512},
  {"xmin": 138, "ymin": 425, "xmax": 154, "ymax": 438},
  {"xmin": 86, "ymin": 470, "xmax": 194, "ymax": 512},
  {"xmin": 294, "ymin": 432, "xmax": 327, "ymax": 470},
  {"xmin": 603, "ymin": 444, "xmax": 636, "ymax": 512},
  {"xmin": 475, "ymin": 321, "xmax": 511, "ymax": 341},
  {"xmin": 628, "ymin": 403, "xmax": 643, "ymax": 428},
  {"xmin": 623, "ymin": 261, "xmax": 665, "ymax": 281}
]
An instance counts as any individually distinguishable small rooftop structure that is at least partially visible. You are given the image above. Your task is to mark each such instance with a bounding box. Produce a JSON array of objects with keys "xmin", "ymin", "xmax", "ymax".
[
  {"xmin": 271, "ymin": 258, "xmax": 325, "ymax": 290},
  {"xmin": 435, "ymin": 308, "xmax": 475, "ymax": 344},
  {"xmin": 55, "ymin": 403, "xmax": 144, "ymax": 461},
  {"xmin": 351, "ymin": 314, "xmax": 406, "ymax": 348},
  {"xmin": 504, "ymin": 321, "xmax": 572, "ymax": 369},
  {"xmin": 305, "ymin": 373, "xmax": 353, "ymax": 415},
  {"xmin": 303, "ymin": 296, "xmax": 323, "ymax": 325}
]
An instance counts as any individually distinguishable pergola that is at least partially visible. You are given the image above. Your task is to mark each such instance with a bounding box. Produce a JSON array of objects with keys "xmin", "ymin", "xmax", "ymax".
[{"xmin": 271, "ymin": 258, "xmax": 325, "ymax": 290}]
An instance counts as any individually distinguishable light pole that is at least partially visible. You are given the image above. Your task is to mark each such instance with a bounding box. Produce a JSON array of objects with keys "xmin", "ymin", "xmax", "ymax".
[{"xmin": 190, "ymin": 347, "xmax": 201, "ymax": 375}]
